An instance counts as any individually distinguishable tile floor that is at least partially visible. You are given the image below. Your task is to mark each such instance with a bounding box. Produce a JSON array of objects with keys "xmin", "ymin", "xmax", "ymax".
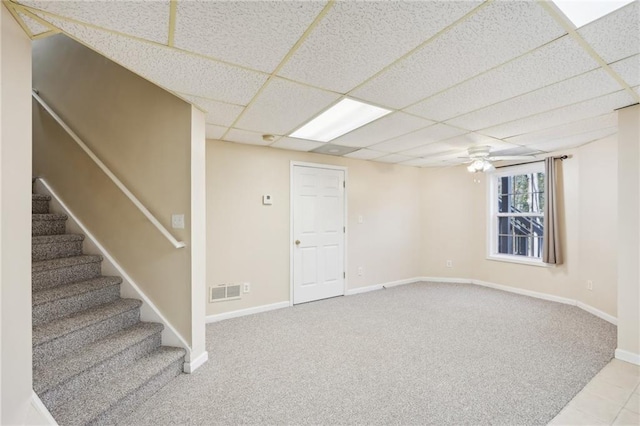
[{"xmin": 549, "ymin": 359, "xmax": 640, "ymax": 425}]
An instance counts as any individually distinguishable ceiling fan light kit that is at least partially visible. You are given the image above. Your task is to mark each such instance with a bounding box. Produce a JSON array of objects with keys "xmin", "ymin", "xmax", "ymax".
[{"xmin": 467, "ymin": 158, "xmax": 495, "ymax": 173}]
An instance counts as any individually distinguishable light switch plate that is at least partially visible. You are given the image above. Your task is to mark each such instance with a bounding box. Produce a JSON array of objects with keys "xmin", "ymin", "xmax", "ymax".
[
  {"xmin": 171, "ymin": 214, "xmax": 185, "ymax": 229},
  {"xmin": 262, "ymin": 195, "xmax": 273, "ymax": 205}
]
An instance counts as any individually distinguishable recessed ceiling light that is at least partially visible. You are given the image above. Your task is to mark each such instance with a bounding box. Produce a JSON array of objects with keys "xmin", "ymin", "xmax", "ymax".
[
  {"xmin": 552, "ymin": 0, "xmax": 634, "ymax": 28},
  {"xmin": 289, "ymin": 98, "xmax": 392, "ymax": 143}
]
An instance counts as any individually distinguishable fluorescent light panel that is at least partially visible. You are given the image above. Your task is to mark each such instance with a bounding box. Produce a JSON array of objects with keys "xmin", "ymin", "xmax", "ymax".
[
  {"xmin": 552, "ymin": 0, "xmax": 634, "ymax": 28},
  {"xmin": 290, "ymin": 98, "xmax": 392, "ymax": 142}
]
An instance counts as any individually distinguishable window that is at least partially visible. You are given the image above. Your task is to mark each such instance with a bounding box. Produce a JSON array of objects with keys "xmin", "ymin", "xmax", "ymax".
[{"xmin": 488, "ymin": 164, "xmax": 546, "ymax": 266}]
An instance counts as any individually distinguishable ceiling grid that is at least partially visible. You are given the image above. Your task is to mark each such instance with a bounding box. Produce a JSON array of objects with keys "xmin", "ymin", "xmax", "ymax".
[{"xmin": 8, "ymin": 0, "xmax": 639, "ymax": 167}]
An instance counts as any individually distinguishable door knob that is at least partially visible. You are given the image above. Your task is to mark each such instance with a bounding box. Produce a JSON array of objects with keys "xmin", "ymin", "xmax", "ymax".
[{"xmin": 295, "ymin": 240, "xmax": 300, "ymax": 245}]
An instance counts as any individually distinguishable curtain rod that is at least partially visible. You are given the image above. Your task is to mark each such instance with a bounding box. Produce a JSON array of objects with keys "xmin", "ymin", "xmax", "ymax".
[{"xmin": 495, "ymin": 155, "xmax": 568, "ymax": 169}]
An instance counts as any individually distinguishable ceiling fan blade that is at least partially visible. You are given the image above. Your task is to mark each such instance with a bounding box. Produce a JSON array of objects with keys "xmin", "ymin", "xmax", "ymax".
[{"xmin": 488, "ymin": 155, "xmax": 537, "ymax": 161}]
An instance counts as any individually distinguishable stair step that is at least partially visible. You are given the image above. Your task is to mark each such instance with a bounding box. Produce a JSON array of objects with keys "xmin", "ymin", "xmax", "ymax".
[
  {"xmin": 32, "ymin": 194, "xmax": 51, "ymax": 214},
  {"xmin": 32, "ymin": 213, "xmax": 67, "ymax": 236},
  {"xmin": 32, "ymin": 233, "xmax": 85, "ymax": 261},
  {"xmin": 32, "ymin": 255, "xmax": 102, "ymax": 290},
  {"xmin": 50, "ymin": 347, "xmax": 186, "ymax": 426},
  {"xmin": 33, "ymin": 299, "xmax": 142, "ymax": 368},
  {"xmin": 35, "ymin": 322, "xmax": 164, "ymax": 410},
  {"xmin": 33, "ymin": 276, "xmax": 122, "ymax": 326}
]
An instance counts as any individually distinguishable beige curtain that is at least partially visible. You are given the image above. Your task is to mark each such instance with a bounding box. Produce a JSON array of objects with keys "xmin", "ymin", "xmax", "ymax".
[{"xmin": 543, "ymin": 157, "xmax": 562, "ymax": 264}]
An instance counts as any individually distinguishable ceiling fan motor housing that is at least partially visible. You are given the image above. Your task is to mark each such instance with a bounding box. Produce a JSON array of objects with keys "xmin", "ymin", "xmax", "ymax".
[{"xmin": 468, "ymin": 145, "xmax": 492, "ymax": 158}]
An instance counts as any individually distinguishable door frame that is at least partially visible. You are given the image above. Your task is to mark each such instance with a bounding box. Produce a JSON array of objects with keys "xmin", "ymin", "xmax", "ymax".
[{"xmin": 290, "ymin": 161, "xmax": 348, "ymax": 306}]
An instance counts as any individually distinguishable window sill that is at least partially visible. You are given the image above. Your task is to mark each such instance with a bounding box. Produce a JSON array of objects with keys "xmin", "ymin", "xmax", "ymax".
[{"xmin": 486, "ymin": 254, "xmax": 554, "ymax": 268}]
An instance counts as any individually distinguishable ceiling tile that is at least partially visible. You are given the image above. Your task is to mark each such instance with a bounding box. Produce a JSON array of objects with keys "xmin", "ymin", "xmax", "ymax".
[
  {"xmin": 527, "ymin": 127, "xmax": 618, "ymax": 152},
  {"xmin": 37, "ymin": 16, "xmax": 268, "ymax": 105},
  {"xmin": 20, "ymin": 0, "xmax": 170, "ymax": 43},
  {"xmin": 179, "ymin": 94, "xmax": 243, "ymax": 127},
  {"xmin": 491, "ymin": 146, "xmax": 544, "ymax": 156},
  {"xmin": 447, "ymin": 69, "xmax": 622, "ymax": 131},
  {"xmin": 420, "ymin": 150, "xmax": 467, "ymax": 163},
  {"xmin": 505, "ymin": 113, "xmax": 617, "ymax": 146},
  {"xmin": 464, "ymin": 133, "xmax": 519, "ymax": 150},
  {"xmin": 374, "ymin": 154, "xmax": 413, "ymax": 164},
  {"xmin": 401, "ymin": 142, "xmax": 459, "ymax": 158},
  {"xmin": 173, "ymin": 1, "xmax": 327, "ymax": 73},
  {"xmin": 344, "ymin": 149, "xmax": 386, "ymax": 160},
  {"xmin": 578, "ymin": 1, "xmax": 639, "ymax": 64},
  {"xmin": 17, "ymin": 11, "xmax": 50, "ymax": 35},
  {"xmin": 235, "ymin": 77, "xmax": 340, "ymax": 136},
  {"xmin": 440, "ymin": 133, "xmax": 517, "ymax": 151},
  {"xmin": 482, "ymin": 90, "xmax": 635, "ymax": 139},
  {"xmin": 400, "ymin": 157, "xmax": 440, "ymax": 167},
  {"xmin": 271, "ymin": 137, "xmax": 324, "ymax": 152},
  {"xmin": 224, "ymin": 129, "xmax": 274, "ymax": 147},
  {"xmin": 331, "ymin": 112, "xmax": 434, "ymax": 148},
  {"xmin": 278, "ymin": 1, "xmax": 481, "ymax": 93},
  {"xmin": 406, "ymin": 35, "xmax": 599, "ymax": 121},
  {"xmin": 351, "ymin": 1, "xmax": 565, "ymax": 109},
  {"xmin": 205, "ymin": 124, "xmax": 227, "ymax": 140},
  {"xmin": 371, "ymin": 124, "xmax": 466, "ymax": 153},
  {"xmin": 610, "ymin": 54, "xmax": 640, "ymax": 88}
]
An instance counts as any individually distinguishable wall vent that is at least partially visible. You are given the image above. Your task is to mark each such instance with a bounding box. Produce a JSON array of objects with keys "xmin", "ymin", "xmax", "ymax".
[{"xmin": 209, "ymin": 284, "xmax": 242, "ymax": 303}]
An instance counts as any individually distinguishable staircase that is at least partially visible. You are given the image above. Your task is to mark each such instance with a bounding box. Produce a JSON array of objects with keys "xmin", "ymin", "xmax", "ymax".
[{"xmin": 31, "ymin": 192, "xmax": 186, "ymax": 425}]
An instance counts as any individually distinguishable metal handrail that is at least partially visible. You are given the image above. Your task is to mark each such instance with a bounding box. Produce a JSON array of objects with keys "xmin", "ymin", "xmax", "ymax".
[{"xmin": 32, "ymin": 90, "xmax": 186, "ymax": 249}]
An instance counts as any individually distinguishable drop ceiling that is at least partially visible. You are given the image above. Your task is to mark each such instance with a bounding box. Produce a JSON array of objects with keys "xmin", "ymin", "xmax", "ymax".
[{"xmin": 7, "ymin": 0, "xmax": 639, "ymax": 168}]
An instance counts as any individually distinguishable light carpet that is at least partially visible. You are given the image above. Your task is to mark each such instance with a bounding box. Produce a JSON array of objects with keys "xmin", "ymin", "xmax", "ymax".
[{"xmin": 122, "ymin": 281, "xmax": 616, "ymax": 425}]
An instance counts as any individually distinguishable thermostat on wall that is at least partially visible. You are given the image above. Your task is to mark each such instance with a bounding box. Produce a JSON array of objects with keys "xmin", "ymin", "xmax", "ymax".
[{"xmin": 262, "ymin": 195, "xmax": 273, "ymax": 205}]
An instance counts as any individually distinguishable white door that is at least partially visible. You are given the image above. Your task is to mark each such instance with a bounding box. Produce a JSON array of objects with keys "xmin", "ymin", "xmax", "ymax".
[{"xmin": 292, "ymin": 165, "xmax": 345, "ymax": 304}]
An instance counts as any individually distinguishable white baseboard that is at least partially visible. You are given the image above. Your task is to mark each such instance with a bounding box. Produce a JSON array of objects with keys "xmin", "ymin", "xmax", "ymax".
[
  {"xmin": 421, "ymin": 277, "xmax": 473, "ymax": 284},
  {"xmin": 472, "ymin": 279, "xmax": 575, "ymax": 306},
  {"xmin": 345, "ymin": 284, "xmax": 384, "ymax": 295},
  {"xmin": 206, "ymin": 275, "xmax": 618, "ymax": 331},
  {"xmin": 576, "ymin": 301, "xmax": 618, "ymax": 325},
  {"xmin": 615, "ymin": 348, "xmax": 640, "ymax": 366},
  {"xmin": 206, "ymin": 301, "xmax": 290, "ymax": 323},
  {"xmin": 469, "ymin": 278, "xmax": 617, "ymax": 325},
  {"xmin": 346, "ymin": 277, "xmax": 425, "ymax": 295},
  {"xmin": 35, "ymin": 178, "xmax": 192, "ymax": 359},
  {"xmin": 381, "ymin": 276, "xmax": 617, "ymax": 326},
  {"xmin": 380, "ymin": 277, "xmax": 422, "ymax": 289},
  {"xmin": 26, "ymin": 391, "xmax": 58, "ymax": 425},
  {"xmin": 183, "ymin": 351, "xmax": 209, "ymax": 373}
]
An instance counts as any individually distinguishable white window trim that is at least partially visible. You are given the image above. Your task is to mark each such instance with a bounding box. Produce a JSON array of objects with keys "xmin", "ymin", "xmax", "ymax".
[{"xmin": 486, "ymin": 163, "xmax": 552, "ymax": 268}]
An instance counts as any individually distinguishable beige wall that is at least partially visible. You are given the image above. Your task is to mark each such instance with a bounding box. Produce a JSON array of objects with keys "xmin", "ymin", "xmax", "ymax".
[
  {"xmin": 578, "ymin": 136, "xmax": 618, "ymax": 316},
  {"xmin": 206, "ymin": 136, "xmax": 620, "ymax": 321},
  {"xmin": 32, "ymin": 35, "xmax": 194, "ymax": 345},
  {"xmin": 420, "ymin": 136, "xmax": 618, "ymax": 317},
  {"xmin": 420, "ymin": 158, "xmax": 577, "ymax": 299},
  {"xmin": 206, "ymin": 140, "xmax": 423, "ymax": 315},
  {"xmin": 0, "ymin": 4, "xmax": 33, "ymax": 424},
  {"xmin": 617, "ymin": 105, "xmax": 640, "ymax": 360}
]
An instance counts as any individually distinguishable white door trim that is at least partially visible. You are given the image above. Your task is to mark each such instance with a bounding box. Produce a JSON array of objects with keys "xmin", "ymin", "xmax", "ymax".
[{"xmin": 290, "ymin": 161, "xmax": 348, "ymax": 306}]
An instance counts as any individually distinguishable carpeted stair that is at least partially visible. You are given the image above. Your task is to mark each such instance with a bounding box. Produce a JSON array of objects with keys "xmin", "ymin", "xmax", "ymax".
[{"xmin": 32, "ymin": 192, "xmax": 186, "ymax": 426}]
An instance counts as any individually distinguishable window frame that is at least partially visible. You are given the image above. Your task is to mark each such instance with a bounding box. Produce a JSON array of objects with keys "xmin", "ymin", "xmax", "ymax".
[{"xmin": 487, "ymin": 162, "xmax": 551, "ymax": 268}]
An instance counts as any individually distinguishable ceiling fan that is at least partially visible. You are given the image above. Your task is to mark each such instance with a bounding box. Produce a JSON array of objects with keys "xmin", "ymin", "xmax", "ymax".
[{"xmin": 461, "ymin": 146, "xmax": 535, "ymax": 173}]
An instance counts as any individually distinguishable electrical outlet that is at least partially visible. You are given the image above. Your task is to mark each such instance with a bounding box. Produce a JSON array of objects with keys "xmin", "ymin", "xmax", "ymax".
[
  {"xmin": 357, "ymin": 266, "xmax": 363, "ymax": 276},
  {"xmin": 446, "ymin": 260, "xmax": 453, "ymax": 268},
  {"xmin": 171, "ymin": 214, "xmax": 185, "ymax": 229},
  {"xmin": 243, "ymin": 282, "xmax": 250, "ymax": 293},
  {"xmin": 358, "ymin": 215, "xmax": 364, "ymax": 224},
  {"xmin": 587, "ymin": 280, "xmax": 593, "ymax": 291}
]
